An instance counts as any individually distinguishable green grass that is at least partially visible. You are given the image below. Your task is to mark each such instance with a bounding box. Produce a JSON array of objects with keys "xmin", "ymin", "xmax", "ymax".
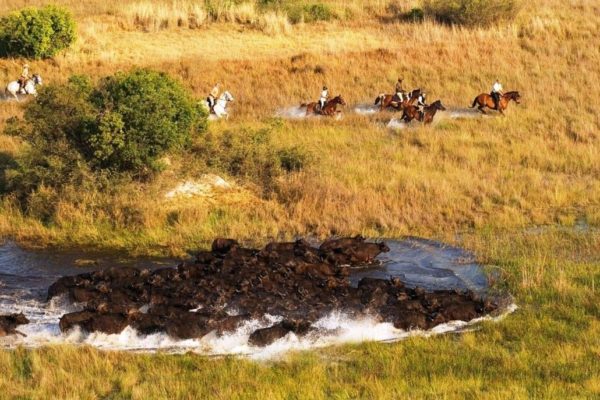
[{"xmin": 0, "ymin": 228, "xmax": 598, "ymax": 399}]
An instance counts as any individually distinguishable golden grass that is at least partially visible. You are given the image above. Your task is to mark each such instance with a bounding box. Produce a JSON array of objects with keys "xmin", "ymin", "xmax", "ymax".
[
  {"xmin": 0, "ymin": 2, "xmax": 598, "ymax": 396},
  {"xmin": 0, "ymin": 0, "xmax": 597, "ymax": 255}
]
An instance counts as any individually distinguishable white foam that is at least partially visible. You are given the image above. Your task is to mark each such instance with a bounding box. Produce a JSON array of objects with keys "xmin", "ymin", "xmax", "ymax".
[
  {"xmin": 353, "ymin": 104, "xmax": 380, "ymax": 115},
  {"xmin": 275, "ymin": 107, "xmax": 344, "ymax": 120},
  {"xmin": 276, "ymin": 106, "xmax": 310, "ymax": 119},
  {"xmin": 387, "ymin": 118, "xmax": 409, "ymax": 130},
  {"xmin": 445, "ymin": 108, "xmax": 486, "ymax": 119},
  {"xmin": 0, "ymin": 297, "xmax": 517, "ymax": 360}
]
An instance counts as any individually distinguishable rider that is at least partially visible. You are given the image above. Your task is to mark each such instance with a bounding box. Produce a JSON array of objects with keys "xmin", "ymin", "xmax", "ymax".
[
  {"xmin": 208, "ymin": 83, "xmax": 221, "ymax": 110},
  {"xmin": 394, "ymin": 77, "xmax": 404, "ymax": 103},
  {"xmin": 318, "ymin": 86, "xmax": 329, "ymax": 111},
  {"xmin": 491, "ymin": 79, "xmax": 503, "ymax": 110},
  {"xmin": 18, "ymin": 63, "xmax": 30, "ymax": 94},
  {"xmin": 416, "ymin": 92, "xmax": 427, "ymax": 110}
]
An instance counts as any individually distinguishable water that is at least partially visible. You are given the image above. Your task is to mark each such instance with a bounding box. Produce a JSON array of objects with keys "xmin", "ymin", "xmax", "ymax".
[{"xmin": 0, "ymin": 238, "xmax": 514, "ymax": 359}]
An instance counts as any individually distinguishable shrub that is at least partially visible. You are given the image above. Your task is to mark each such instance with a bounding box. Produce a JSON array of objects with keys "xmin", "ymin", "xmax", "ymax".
[
  {"xmin": 89, "ymin": 69, "xmax": 207, "ymax": 172},
  {"xmin": 286, "ymin": 2, "xmax": 334, "ymax": 24},
  {"xmin": 404, "ymin": 8, "xmax": 424, "ymax": 22},
  {"xmin": 4, "ymin": 69, "xmax": 207, "ymax": 202},
  {"xmin": 194, "ymin": 126, "xmax": 311, "ymax": 195},
  {"xmin": 423, "ymin": 0, "xmax": 521, "ymax": 27},
  {"xmin": 278, "ymin": 146, "xmax": 311, "ymax": 172},
  {"xmin": 0, "ymin": 5, "xmax": 76, "ymax": 58}
]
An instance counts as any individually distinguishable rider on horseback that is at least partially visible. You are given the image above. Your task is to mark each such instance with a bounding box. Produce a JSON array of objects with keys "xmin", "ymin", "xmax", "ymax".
[
  {"xmin": 416, "ymin": 92, "xmax": 427, "ymax": 114},
  {"xmin": 491, "ymin": 79, "xmax": 503, "ymax": 110},
  {"xmin": 17, "ymin": 64, "xmax": 30, "ymax": 94},
  {"xmin": 318, "ymin": 86, "xmax": 329, "ymax": 112},
  {"xmin": 208, "ymin": 83, "xmax": 221, "ymax": 111},
  {"xmin": 393, "ymin": 77, "xmax": 404, "ymax": 103}
]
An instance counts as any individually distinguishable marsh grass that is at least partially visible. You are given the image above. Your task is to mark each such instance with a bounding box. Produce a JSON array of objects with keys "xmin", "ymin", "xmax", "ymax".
[
  {"xmin": 0, "ymin": 229, "xmax": 597, "ymax": 399},
  {"xmin": 0, "ymin": 1, "xmax": 598, "ymax": 395}
]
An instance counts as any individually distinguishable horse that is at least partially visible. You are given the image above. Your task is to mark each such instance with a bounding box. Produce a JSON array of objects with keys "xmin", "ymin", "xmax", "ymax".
[
  {"xmin": 301, "ymin": 95, "xmax": 346, "ymax": 116},
  {"xmin": 206, "ymin": 91, "xmax": 234, "ymax": 119},
  {"xmin": 470, "ymin": 91, "xmax": 521, "ymax": 114},
  {"xmin": 402, "ymin": 100, "xmax": 446, "ymax": 124},
  {"xmin": 374, "ymin": 88, "xmax": 421, "ymax": 111},
  {"xmin": 5, "ymin": 74, "xmax": 43, "ymax": 101}
]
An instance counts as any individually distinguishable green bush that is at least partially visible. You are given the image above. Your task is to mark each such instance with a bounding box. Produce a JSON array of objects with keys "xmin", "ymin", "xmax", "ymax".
[
  {"xmin": 89, "ymin": 69, "xmax": 207, "ymax": 172},
  {"xmin": 4, "ymin": 69, "xmax": 207, "ymax": 201},
  {"xmin": 194, "ymin": 127, "xmax": 311, "ymax": 195},
  {"xmin": 0, "ymin": 5, "xmax": 76, "ymax": 59},
  {"xmin": 423, "ymin": 0, "xmax": 521, "ymax": 27},
  {"xmin": 286, "ymin": 2, "xmax": 334, "ymax": 24},
  {"xmin": 404, "ymin": 8, "xmax": 424, "ymax": 22}
]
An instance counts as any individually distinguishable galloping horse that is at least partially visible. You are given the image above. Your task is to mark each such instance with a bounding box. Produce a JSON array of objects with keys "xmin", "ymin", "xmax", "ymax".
[
  {"xmin": 471, "ymin": 91, "xmax": 521, "ymax": 114},
  {"xmin": 5, "ymin": 74, "xmax": 43, "ymax": 101},
  {"xmin": 402, "ymin": 100, "xmax": 446, "ymax": 124},
  {"xmin": 301, "ymin": 95, "xmax": 346, "ymax": 116},
  {"xmin": 374, "ymin": 88, "xmax": 421, "ymax": 111},
  {"xmin": 206, "ymin": 91, "xmax": 234, "ymax": 119}
]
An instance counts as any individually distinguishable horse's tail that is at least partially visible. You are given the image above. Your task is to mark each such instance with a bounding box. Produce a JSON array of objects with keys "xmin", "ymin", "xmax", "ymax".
[
  {"xmin": 374, "ymin": 95, "xmax": 382, "ymax": 105},
  {"xmin": 470, "ymin": 96, "xmax": 479, "ymax": 108},
  {"xmin": 300, "ymin": 103, "xmax": 307, "ymax": 108}
]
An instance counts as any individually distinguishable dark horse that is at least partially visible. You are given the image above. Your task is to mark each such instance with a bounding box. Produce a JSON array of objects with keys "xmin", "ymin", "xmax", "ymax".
[
  {"xmin": 301, "ymin": 95, "xmax": 347, "ymax": 116},
  {"xmin": 402, "ymin": 100, "xmax": 446, "ymax": 124},
  {"xmin": 471, "ymin": 91, "xmax": 521, "ymax": 114},
  {"xmin": 374, "ymin": 88, "xmax": 421, "ymax": 111}
]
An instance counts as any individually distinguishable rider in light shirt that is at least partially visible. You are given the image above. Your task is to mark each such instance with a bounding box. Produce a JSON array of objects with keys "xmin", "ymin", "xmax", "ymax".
[
  {"xmin": 18, "ymin": 64, "xmax": 30, "ymax": 93},
  {"xmin": 394, "ymin": 78, "xmax": 404, "ymax": 103},
  {"xmin": 208, "ymin": 83, "xmax": 221, "ymax": 110},
  {"xmin": 491, "ymin": 79, "xmax": 503, "ymax": 110},
  {"xmin": 319, "ymin": 86, "xmax": 329, "ymax": 111}
]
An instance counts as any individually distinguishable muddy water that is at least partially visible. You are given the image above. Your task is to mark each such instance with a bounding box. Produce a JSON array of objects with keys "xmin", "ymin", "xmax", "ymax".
[{"xmin": 0, "ymin": 238, "xmax": 513, "ymax": 358}]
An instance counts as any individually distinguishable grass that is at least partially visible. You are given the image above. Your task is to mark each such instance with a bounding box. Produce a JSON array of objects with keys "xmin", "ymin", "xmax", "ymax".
[
  {"xmin": 0, "ymin": 0, "xmax": 598, "ymax": 397},
  {"xmin": 0, "ymin": 228, "xmax": 598, "ymax": 399}
]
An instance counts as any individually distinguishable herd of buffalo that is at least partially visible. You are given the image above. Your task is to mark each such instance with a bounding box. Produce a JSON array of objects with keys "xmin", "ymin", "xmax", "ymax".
[{"xmin": 1, "ymin": 237, "xmax": 503, "ymax": 347}]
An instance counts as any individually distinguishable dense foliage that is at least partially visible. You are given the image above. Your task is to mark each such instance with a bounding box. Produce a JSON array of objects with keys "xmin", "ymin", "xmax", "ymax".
[
  {"xmin": 0, "ymin": 6, "xmax": 76, "ymax": 58},
  {"xmin": 423, "ymin": 0, "xmax": 521, "ymax": 27},
  {"xmin": 4, "ymin": 70, "xmax": 207, "ymax": 202}
]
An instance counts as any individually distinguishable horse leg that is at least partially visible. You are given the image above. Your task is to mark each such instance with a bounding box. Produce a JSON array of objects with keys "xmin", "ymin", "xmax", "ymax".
[{"xmin": 478, "ymin": 105, "xmax": 486, "ymax": 114}]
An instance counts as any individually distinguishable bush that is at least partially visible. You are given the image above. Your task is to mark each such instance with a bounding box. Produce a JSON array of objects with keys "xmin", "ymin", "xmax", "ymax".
[
  {"xmin": 4, "ymin": 69, "xmax": 207, "ymax": 201},
  {"xmin": 0, "ymin": 5, "xmax": 76, "ymax": 58},
  {"xmin": 286, "ymin": 2, "xmax": 334, "ymax": 24},
  {"xmin": 404, "ymin": 8, "xmax": 424, "ymax": 22},
  {"xmin": 89, "ymin": 69, "xmax": 207, "ymax": 172},
  {"xmin": 423, "ymin": 0, "xmax": 521, "ymax": 27},
  {"xmin": 194, "ymin": 126, "xmax": 311, "ymax": 195}
]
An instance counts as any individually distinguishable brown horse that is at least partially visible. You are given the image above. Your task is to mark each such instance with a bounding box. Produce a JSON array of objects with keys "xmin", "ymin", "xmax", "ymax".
[
  {"xmin": 301, "ymin": 95, "xmax": 347, "ymax": 116},
  {"xmin": 402, "ymin": 100, "xmax": 446, "ymax": 124},
  {"xmin": 471, "ymin": 91, "xmax": 521, "ymax": 114},
  {"xmin": 374, "ymin": 88, "xmax": 421, "ymax": 111}
]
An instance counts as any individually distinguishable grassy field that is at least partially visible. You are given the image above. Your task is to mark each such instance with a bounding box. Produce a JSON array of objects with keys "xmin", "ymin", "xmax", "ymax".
[
  {"xmin": 0, "ymin": 228, "xmax": 598, "ymax": 399},
  {"xmin": 0, "ymin": 0, "xmax": 598, "ymax": 398}
]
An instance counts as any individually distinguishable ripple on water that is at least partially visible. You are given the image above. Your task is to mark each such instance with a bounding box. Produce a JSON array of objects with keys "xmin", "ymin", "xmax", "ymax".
[{"xmin": 0, "ymin": 238, "xmax": 514, "ymax": 358}]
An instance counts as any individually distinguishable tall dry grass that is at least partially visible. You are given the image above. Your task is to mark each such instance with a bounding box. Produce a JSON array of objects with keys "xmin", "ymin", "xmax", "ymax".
[{"xmin": 0, "ymin": 0, "xmax": 597, "ymax": 256}]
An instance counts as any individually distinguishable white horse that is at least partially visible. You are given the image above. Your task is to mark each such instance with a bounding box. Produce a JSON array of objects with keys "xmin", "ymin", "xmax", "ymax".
[
  {"xmin": 5, "ymin": 74, "xmax": 43, "ymax": 101},
  {"xmin": 206, "ymin": 91, "xmax": 234, "ymax": 119}
]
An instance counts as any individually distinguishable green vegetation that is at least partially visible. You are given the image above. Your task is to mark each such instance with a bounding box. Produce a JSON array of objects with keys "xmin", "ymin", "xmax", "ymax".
[
  {"xmin": 0, "ymin": 228, "xmax": 597, "ymax": 399},
  {"xmin": 423, "ymin": 0, "xmax": 521, "ymax": 27},
  {"xmin": 0, "ymin": 5, "xmax": 76, "ymax": 58},
  {"xmin": 0, "ymin": 0, "xmax": 597, "ymax": 397},
  {"xmin": 195, "ymin": 125, "xmax": 312, "ymax": 195},
  {"xmin": 5, "ymin": 69, "xmax": 205, "ymax": 189}
]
